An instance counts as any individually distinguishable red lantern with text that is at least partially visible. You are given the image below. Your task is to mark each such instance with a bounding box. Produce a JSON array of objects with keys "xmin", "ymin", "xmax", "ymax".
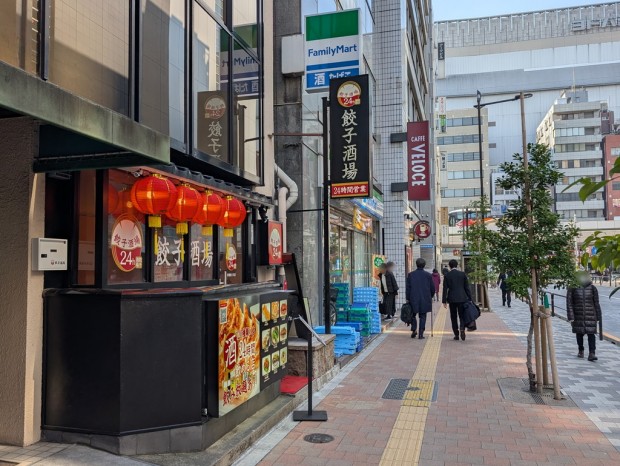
[
  {"xmin": 131, "ymin": 174, "xmax": 178, "ymax": 228},
  {"xmin": 193, "ymin": 190, "xmax": 225, "ymax": 236},
  {"xmin": 166, "ymin": 184, "xmax": 203, "ymax": 236},
  {"xmin": 220, "ymin": 196, "xmax": 246, "ymax": 237}
]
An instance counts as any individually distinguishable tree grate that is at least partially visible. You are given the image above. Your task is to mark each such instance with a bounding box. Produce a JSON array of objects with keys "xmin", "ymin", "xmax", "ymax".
[
  {"xmin": 304, "ymin": 433, "xmax": 334, "ymax": 444},
  {"xmin": 497, "ymin": 377, "xmax": 576, "ymax": 407}
]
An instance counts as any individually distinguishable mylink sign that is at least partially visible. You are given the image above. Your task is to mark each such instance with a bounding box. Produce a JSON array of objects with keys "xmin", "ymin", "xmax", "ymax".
[
  {"xmin": 571, "ymin": 17, "xmax": 620, "ymax": 32},
  {"xmin": 305, "ymin": 9, "xmax": 361, "ymax": 92}
]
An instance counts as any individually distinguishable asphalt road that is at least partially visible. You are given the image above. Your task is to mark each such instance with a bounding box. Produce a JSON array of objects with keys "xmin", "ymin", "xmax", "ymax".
[{"xmin": 545, "ymin": 285, "xmax": 620, "ymax": 340}]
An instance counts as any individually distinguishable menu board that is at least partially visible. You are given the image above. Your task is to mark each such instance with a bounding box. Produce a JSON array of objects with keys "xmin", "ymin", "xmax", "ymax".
[
  {"xmin": 260, "ymin": 293, "xmax": 289, "ymax": 390},
  {"xmin": 217, "ymin": 296, "xmax": 261, "ymax": 416}
]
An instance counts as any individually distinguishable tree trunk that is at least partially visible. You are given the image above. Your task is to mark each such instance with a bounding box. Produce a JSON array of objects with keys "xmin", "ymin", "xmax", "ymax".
[{"xmin": 526, "ymin": 303, "xmax": 535, "ymax": 391}]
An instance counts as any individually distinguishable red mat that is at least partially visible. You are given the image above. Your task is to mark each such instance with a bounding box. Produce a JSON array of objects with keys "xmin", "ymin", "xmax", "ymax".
[{"xmin": 280, "ymin": 375, "xmax": 308, "ymax": 394}]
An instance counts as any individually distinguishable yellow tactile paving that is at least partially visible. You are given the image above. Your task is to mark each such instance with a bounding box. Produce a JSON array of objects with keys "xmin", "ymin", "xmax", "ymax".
[{"xmin": 380, "ymin": 305, "xmax": 448, "ymax": 466}]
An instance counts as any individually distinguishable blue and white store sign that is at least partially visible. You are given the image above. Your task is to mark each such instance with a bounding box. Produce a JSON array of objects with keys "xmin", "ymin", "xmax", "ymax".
[
  {"xmin": 351, "ymin": 195, "xmax": 384, "ymax": 220},
  {"xmin": 304, "ymin": 9, "xmax": 361, "ymax": 92}
]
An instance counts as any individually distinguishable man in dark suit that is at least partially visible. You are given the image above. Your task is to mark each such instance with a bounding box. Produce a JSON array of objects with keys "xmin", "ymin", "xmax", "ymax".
[
  {"xmin": 406, "ymin": 258, "xmax": 435, "ymax": 339},
  {"xmin": 497, "ymin": 271, "xmax": 511, "ymax": 307},
  {"xmin": 442, "ymin": 259, "xmax": 472, "ymax": 341}
]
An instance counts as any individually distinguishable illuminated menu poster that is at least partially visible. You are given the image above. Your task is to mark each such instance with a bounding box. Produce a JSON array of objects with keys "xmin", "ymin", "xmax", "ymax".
[
  {"xmin": 217, "ymin": 296, "xmax": 261, "ymax": 416},
  {"xmin": 260, "ymin": 292, "xmax": 289, "ymax": 390}
]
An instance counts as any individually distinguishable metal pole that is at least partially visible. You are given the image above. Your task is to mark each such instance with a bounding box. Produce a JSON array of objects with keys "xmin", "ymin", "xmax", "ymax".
[
  {"xmin": 322, "ymin": 97, "xmax": 331, "ymax": 334},
  {"xmin": 307, "ymin": 333, "xmax": 313, "ymax": 415},
  {"xmin": 521, "ymin": 92, "xmax": 543, "ymax": 394},
  {"xmin": 541, "ymin": 314, "xmax": 549, "ymax": 386},
  {"xmin": 476, "ymin": 91, "xmax": 484, "ymax": 198}
]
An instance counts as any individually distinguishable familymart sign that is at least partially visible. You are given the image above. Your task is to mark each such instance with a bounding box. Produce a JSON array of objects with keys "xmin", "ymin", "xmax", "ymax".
[{"xmin": 305, "ymin": 9, "xmax": 361, "ymax": 92}]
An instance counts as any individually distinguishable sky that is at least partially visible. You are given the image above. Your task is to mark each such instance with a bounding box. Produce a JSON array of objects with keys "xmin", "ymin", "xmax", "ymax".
[{"xmin": 434, "ymin": 0, "xmax": 601, "ymax": 21}]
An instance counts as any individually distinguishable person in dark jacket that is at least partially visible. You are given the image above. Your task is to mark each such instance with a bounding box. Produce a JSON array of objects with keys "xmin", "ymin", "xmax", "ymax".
[
  {"xmin": 431, "ymin": 269, "xmax": 441, "ymax": 302},
  {"xmin": 442, "ymin": 259, "xmax": 472, "ymax": 341},
  {"xmin": 567, "ymin": 272, "xmax": 602, "ymax": 361},
  {"xmin": 497, "ymin": 271, "xmax": 511, "ymax": 307},
  {"xmin": 379, "ymin": 262, "xmax": 399, "ymax": 319},
  {"xmin": 406, "ymin": 258, "xmax": 435, "ymax": 339}
]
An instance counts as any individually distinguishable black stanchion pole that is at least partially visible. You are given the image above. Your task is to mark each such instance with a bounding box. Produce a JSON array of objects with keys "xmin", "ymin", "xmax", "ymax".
[
  {"xmin": 293, "ymin": 317, "xmax": 328, "ymax": 422},
  {"xmin": 322, "ymin": 97, "xmax": 331, "ymax": 334}
]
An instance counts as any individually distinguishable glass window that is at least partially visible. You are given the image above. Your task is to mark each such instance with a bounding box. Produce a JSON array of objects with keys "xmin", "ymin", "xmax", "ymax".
[
  {"xmin": 77, "ymin": 171, "xmax": 96, "ymax": 285},
  {"xmin": 0, "ymin": 0, "xmax": 38, "ymax": 74},
  {"xmin": 49, "ymin": 0, "xmax": 130, "ymax": 115},
  {"xmin": 107, "ymin": 170, "xmax": 147, "ymax": 285},
  {"xmin": 193, "ymin": 7, "xmax": 230, "ymax": 162},
  {"xmin": 154, "ymin": 221, "xmax": 185, "ymax": 282},
  {"xmin": 232, "ymin": 43, "xmax": 260, "ymax": 176},
  {"xmin": 233, "ymin": 0, "xmax": 257, "ymax": 31},
  {"xmin": 140, "ymin": 0, "xmax": 186, "ymax": 135},
  {"xmin": 352, "ymin": 231, "xmax": 370, "ymax": 289},
  {"xmin": 169, "ymin": 0, "xmax": 186, "ymax": 141},
  {"xmin": 219, "ymin": 226, "xmax": 244, "ymax": 285},
  {"xmin": 202, "ymin": 0, "xmax": 226, "ymax": 21},
  {"xmin": 190, "ymin": 223, "xmax": 215, "ymax": 281}
]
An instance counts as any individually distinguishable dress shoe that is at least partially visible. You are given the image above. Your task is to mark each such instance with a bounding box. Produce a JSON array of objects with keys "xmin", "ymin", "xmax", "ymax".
[
  {"xmin": 419, "ymin": 335, "xmax": 425, "ymax": 339},
  {"xmin": 588, "ymin": 352, "xmax": 598, "ymax": 361},
  {"xmin": 411, "ymin": 331, "xmax": 417, "ymax": 339},
  {"xmin": 453, "ymin": 336, "xmax": 459, "ymax": 341},
  {"xmin": 578, "ymin": 350, "xmax": 584, "ymax": 358},
  {"xmin": 460, "ymin": 330, "xmax": 466, "ymax": 341}
]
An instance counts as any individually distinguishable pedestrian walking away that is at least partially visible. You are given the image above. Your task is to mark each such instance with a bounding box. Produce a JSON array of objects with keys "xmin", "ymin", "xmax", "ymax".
[
  {"xmin": 567, "ymin": 271, "xmax": 602, "ymax": 362},
  {"xmin": 431, "ymin": 268, "xmax": 441, "ymax": 302},
  {"xmin": 379, "ymin": 262, "xmax": 399, "ymax": 319},
  {"xmin": 497, "ymin": 270, "xmax": 511, "ymax": 307},
  {"xmin": 442, "ymin": 259, "xmax": 472, "ymax": 341},
  {"xmin": 406, "ymin": 258, "xmax": 435, "ymax": 339}
]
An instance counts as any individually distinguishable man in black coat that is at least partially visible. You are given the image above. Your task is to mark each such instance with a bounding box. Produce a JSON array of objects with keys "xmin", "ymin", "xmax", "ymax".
[
  {"xmin": 497, "ymin": 271, "xmax": 511, "ymax": 307},
  {"xmin": 442, "ymin": 259, "xmax": 472, "ymax": 341},
  {"xmin": 406, "ymin": 258, "xmax": 435, "ymax": 339}
]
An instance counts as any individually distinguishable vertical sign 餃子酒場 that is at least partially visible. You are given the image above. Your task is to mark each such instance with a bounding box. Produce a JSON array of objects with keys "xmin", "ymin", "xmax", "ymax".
[
  {"xmin": 329, "ymin": 74, "xmax": 370, "ymax": 199},
  {"xmin": 407, "ymin": 121, "xmax": 430, "ymax": 201}
]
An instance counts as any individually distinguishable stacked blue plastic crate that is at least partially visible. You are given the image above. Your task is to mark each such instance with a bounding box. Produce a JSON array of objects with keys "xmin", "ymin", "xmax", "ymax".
[
  {"xmin": 353, "ymin": 287, "xmax": 382, "ymax": 334},
  {"xmin": 332, "ymin": 282, "xmax": 350, "ymax": 322},
  {"xmin": 314, "ymin": 325, "xmax": 360, "ymax": 357},
  {"xmin": 349, "ymin": 303, "xmax": 371, "ymax": 337}
]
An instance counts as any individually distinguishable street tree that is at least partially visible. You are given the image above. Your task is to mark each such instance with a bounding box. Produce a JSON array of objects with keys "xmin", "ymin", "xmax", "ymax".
[
  {"xmin": 463, "ymin": 196, "xmax": 496, "ymax": 310},
  {"xmin": 489, "ymin": 143, "xmax": 578, "ymax": 392}
]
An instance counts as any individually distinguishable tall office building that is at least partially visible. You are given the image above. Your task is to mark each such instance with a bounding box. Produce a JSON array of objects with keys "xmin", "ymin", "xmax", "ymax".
[
  {"xmin": 434, "ymin": 2, "xmax": 620, "ymax": 194},
  {"xmin": 537, "ymin": 90, "xmax": 609, "ymax": 220}
]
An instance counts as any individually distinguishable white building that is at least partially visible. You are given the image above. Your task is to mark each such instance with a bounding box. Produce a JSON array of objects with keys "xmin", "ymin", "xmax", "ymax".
[{"xmin": 537, "ymin": 89, "xmax": 608, "ymax": 220}]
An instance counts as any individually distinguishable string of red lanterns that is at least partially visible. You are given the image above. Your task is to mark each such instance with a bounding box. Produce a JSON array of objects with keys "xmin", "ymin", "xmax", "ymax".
[{"xmin": 127, "ymin": 174, "xmax": 247, "ymax": 243}]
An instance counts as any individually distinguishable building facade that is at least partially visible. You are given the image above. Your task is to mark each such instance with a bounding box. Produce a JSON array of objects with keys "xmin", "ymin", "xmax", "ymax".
[
  {"xmin": 273, "ymin": 0, "xmax": 434, "ymax": 317},
  {"xmin": 0, "ymin": 0, "xmax": 280, "ymax": 452},
  {"xmin": 537, "ymin": 90, "xmax": 608, "ymax": 220},
  {"xmin": 434, "ymin": 2, "xmax": 620, "ymax": 200},
  {"xmin": 603, "ymin": 134, "xmax": 620, "ymax": 220}
]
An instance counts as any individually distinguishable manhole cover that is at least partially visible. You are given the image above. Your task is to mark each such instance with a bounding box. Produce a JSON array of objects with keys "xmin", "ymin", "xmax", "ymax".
[{"xmin": 304, "ymin": 433, "xmax": 334, "ymax": 444}]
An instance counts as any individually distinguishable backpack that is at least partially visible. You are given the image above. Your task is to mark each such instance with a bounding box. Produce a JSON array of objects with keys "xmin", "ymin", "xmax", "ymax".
[{"xmin": 400, "ymin": 303, "xmax": 413, "ymax": 326}]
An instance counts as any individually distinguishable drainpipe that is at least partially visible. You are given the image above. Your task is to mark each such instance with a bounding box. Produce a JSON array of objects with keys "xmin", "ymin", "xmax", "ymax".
[{"xmin": 275, "ymin": 164, "xmax": 298, "ymax": 283}]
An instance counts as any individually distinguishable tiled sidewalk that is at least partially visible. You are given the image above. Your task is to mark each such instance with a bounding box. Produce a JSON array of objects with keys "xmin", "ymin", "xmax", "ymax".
[{"xmin": 248, "ymin": 302, "xmax": 620, "ymax": 466}]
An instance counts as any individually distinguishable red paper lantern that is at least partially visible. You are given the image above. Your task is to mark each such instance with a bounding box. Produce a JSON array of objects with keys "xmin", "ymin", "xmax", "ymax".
[
  {"xmin": 131, "ymin": 174, "xmax": 178, "ymax": 228},
  {"xmin": 166, "ymin": 184, "xmax": 203, "ymax": 235},
  {"xmin": 219, "ymin": 196, "xmax": 247, "ymax": 237},
  {"xmin": 193, "ymin": 190, "xmax": 225, "ymax": 236}
]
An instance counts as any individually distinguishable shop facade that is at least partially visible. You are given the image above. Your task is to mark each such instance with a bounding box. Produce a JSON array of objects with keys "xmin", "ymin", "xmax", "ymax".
[{"xmin": 0, "ymin": 0, "xmax": 281, "ymax": 453}]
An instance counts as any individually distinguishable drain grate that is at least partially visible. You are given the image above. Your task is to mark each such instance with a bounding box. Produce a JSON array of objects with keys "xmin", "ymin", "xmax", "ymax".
[
  {"xmin": 381, "ymin": 378, "xmax": 438, "ymax": 403},
  {"xmin": 497, "ymin": 377, "xmax": 576, "ymax": 407},
  {"xmin": 382, "ymin": 378, "xmax": 410, "ymax": 400},
  {"xmin": 304, "ymin": 433, "xmax": 334, "ymax": 444}
]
